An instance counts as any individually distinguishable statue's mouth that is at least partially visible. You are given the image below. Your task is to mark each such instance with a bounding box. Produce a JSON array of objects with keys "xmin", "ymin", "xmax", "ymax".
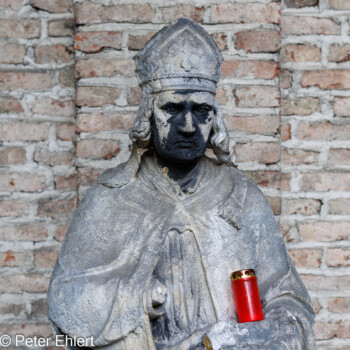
[{"xmin": 174, "ymin": 140, "xmax": 197, "ymax": 148}]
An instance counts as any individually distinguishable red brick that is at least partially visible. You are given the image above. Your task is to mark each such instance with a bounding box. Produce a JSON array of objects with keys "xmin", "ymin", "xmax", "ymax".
[
  {"xmin": 211, "ymin": 33, "xmax": 227, "ymax": 51},
  {"xmin": 0, "ymin": 122, "xmax": 49, "ymax": 141},
  {"xmin": 54, "ymin": 223, "xmax": 69, "ymax": 241},
  {"xmin": 216, "ymin": 88, "xmax": 228, "ymax": 105},
  {"xmin": 0, "ymin": 274, "xmax": 49, "ymax": 293},
  {"xmin": 211, "ymin": 3, "xmax": 280, "ymax": 24},
  {"xmin": 0, "ymin": 97, "xmax": 23, "ymax": 113},
  {"xmin": 302, "ymin": 274, "xmax": 350, "ymax": 291},
  {"xmin": 328, "ymin": 148, "xmax": 350, "ymax": 166},
  {"xmin": 34, "ymin": 250, "xmax": 59, "ymax": 268},
  {"xmin": 57, "ymin": 124, "xmax": 75, "ymax": 141},
  {"xmin": 334, "ymin": 97, "xmax": 350, "ymax": 117},
  {"xmin": 282, "ymin": 44, "xmax": 321, "ymax": 62},
  {"xmin": 0, "ymin": 173, "xmax": 46, "ymax": 192},
  {"xmin": 235, "ymin": 86, "xmax": 280, "ymax": 107},
  {"xmin": 266, "ymin": 196, "xmax": 281, "ymax": 215},
  {"xmin": 33, "ymin": 98, "xmax": 74, "ymax": 117},
  {"xmin": 75, "ymin": 2, "xmax": 156, "ymax": 24},
  {"xmin": 282, "ymin": 149, "xmax": 318, "ymax": 165},
  {"xmin": 0, "ymin": 301, "xmax": 25, "ymax": 315},
  {"xmin": 0, "ymin": 0, "xmax": 23, "ymax": 11},
  {"xmin": 35, "ymin": 45, "xmax": 74, "ymax": 64},
  {"xmin": 288, "ymin": 249, "xmax": 322, "ymax": 268},
  {"xmin": 281, "ymin": 123, "xmax": 291, "ymax": 141},
  {"xmin": 328, "ymin": 298, "xmax": 350, "ymax": 313},
  {"xmin": 329, "ymin": 0, "xmax": 350, "ymax": 9},
  {"xmin": 37, "ymin": 200, "xmax": 75, "ymax": 219},
  {"xmin": 31, "ymin": 299, "xmax": 48, "ymax": 316},
  {"xmin": 161, "ymin": 5, "xmax": 205, "ymax": 23},
  {"xmin": 0, "ymin": 323, "xmax": 53, "ymax": 338},
  {"xmin": 281, "ymin": 97, "xmax": 319, "ymax": 115},
  {"xmin": 54, "ymin": 174, "xmax": 77, "ymax": 190},
  {"xmin": 299, "ymin": 222, "xmax": 350, "ymax": 241},
  {"xmin": 76, "ymin": 59, "xmax": 135, "ymax": 78},
  {"xmin": 284, "ymin": 198, "xmax": 321, "ymax": 215},
  {"xmin": 0, "ymin": 19, "xmax": 41, "ymax": 38},
  {"xmin": 328, "ymin": 44, "xmax": 350, "ymax": 63},
  {"xmin": 327, "ymin": 249, "xmax": 350, "ymax": 267},
  {"xmin": 75, "ymin": 31, "xmax": 122, "ymax": 53},
  {"xmin": 60, "ymin": 66, "xmax": 75, "ymax": 88},
  {"xmin": 224, "ymin": 115, "xmax": 279, "ymax": 136},
  {"xmin": 301, "ymin": 172, "xmax": 350, "ymax": 191},
  {"xmin": 76, "ymin": 139, "xmax": 121, "ymax": 159},
  {"xmin": 235, "ymin": 31, "xmax": 280, "ymax": 53},
  {"xmin": 0, "ymin": 251, "xmax": 26, "ymax": 267},
  {"xmin": 30, "ymin": 0, "xmax": 72, "ymax": 13},
  {"xmin": 312, "ymin": 298, "xmax": 321, "ymax": 314},
  {"xmin": 0, "ymin": 200, "xmax": 28, "ymax": 217},
  {"xmin": 0, "ymin": 72, "xmax": 52, "ymax": 91},
  {"xmin": 313, "ymin": 321, "xmax": 350, "ymax": 340},
  {"xmin": 235, "ymin": 142, "xmax": 280, "ymax": 164},
  {"xmin": 0, "ymin": 147, "xmax": 26, "ymax": 165},
  {"xmin": 76, "ymin": 86, "xmax": 121, "ymax": 107},
  {"xmin": 222, "ymin": 60, "xmax": 279, "ymax": 79},
  {"xmin": 297, "ymin": 122, "xmax": 350, "ymax": 141},
  {"xmin": 127, "ymin": 32, "xmax": 155, "ymax": 50},
  {"xmin": 0, "ymin": 44, "xmax": 25, "ymax": 64},
  {"xmin": 0, "ymin": 225, "xmax": 48, "ymax": 241},
  {"xmin": 302, "ymin": 70, "xmax": 350, "ymax": 89},
  {"xmin": 285, "ymin": 0, "xmax": 319, "ymax": 7},
  {"xmin": 281, "ymin": 16, "xmax": 339, "ymax": 35},
  {"xmin": 76, "ymin": 113, "xmax": 135, "ymax": 133},
  {"xmin": 77, "ymin": 167, "xmax": 102, "ymax": 186},
  {"xmin": 245, "ymin": 171, "xmax": 290, "ymax": 190},
  {"xmin": 127, "ymin": 86, "xmax": 142, "ymax": 106},
  {"xmin": 34, "ymin": 148, "xmax": 73, "ymax": 166},
  {"xmin": 329, "ymin": 198, "xmax": 350, "ymax": 215},
  {"xmin": 280, "ymin": 222, "xmax": 299, "ymax": 243},
  {"xmin": 280, "ymin": 69, "xmax": 291, "ymax": 89},
  {"xmin": 48, "ymin": 18, "xmax": 74, "ymax": 37}
]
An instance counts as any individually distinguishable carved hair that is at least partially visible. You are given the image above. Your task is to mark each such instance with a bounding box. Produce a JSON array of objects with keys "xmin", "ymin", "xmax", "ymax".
[{"xmin": 129, "ymin": 88, "xmax": 232, "ymax": 164}]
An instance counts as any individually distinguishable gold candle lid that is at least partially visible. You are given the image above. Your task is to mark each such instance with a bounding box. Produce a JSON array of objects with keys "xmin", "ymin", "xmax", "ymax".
[{"xmin": 231, "ymin": 269, "xmax": 256, "ymax": 281}]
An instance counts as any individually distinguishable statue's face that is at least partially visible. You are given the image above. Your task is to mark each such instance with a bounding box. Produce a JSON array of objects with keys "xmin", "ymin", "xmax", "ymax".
[{"xmin": 151, "ymin": 90, "xmax": 215, "ymax": 163}]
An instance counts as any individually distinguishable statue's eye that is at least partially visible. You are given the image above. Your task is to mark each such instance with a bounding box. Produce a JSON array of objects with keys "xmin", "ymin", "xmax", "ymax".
[
  {"xmin": 193, "ymin": 105, "xmax": 212, "ymax": 120},
  {"xmin": 162, "ymin": 104, "xmax": 182, "ymax": 115}
]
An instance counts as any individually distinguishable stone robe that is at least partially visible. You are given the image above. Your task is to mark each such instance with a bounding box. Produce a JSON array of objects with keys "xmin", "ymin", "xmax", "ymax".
[{"xmin": 48, "ymin": 154, "xmax": 314, "ymax": 350}]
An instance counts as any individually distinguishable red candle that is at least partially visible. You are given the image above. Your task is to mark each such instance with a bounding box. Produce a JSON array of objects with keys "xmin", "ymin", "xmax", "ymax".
[{"xmin": 231, "ymin": 269, "xmax": 264, "ymax": 323}]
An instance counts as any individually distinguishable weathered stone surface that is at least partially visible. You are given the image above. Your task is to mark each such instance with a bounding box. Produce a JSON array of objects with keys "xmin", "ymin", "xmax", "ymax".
[
  {"xmin": 235, "ymin": 31, "xmax": 280, "ymax": 53},
  {"xmin": 285, "ymin": 0, "xmax": 319, "ymax": 8}
]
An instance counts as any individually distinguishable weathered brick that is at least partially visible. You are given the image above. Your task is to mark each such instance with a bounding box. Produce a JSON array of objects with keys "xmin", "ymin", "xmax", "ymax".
[
  {"xmin": 59, "ymin": 66, "xmax": 75, "ymax": 88},
  {"xmin": 329, "ymin": 0, "xmax": 350, "ymax": 9},
  {"xmin": 57, "ymin": 124, "xmax": 75, "ymax": 141},
  {"xmin": 0, "ymin": 122, "xmax": 49, "ymax": 141},
  {"xmin": 282, "ymin": 44, "xmax": 321, "ymax": 62},
  {"xmin": 161, "ymin": 5, "xmax": 205, "ymax": 23},
  {"xmin": 281, "ymin": 97, "xmax": 319, "ymax": 115},
  {"xmin": 0, "ymin": 97, "xmax": 23, "ymax": 113},
  {"xmin": 54, "ymin": 223, "xmax": 69, "ymax": 241},
  {"xmin": 327, "ymin": 248, "xmax": 350, "ymax": 267},
  {"xmin": 0, "ymin": 72, "xmax": 52, "ymax": 91},
  {"xmin": 235, "ymin": 31, "xmax": 280, "ymax": 53},
  {"xmin": 297, "ymin": 122, "xmax": 350, "ymax": 141},
  {"xmin": 328, "ymin": 298, "xmax": 350, "ymax": 313},
  {"xmin": 76, "ymin": 113, "xmax": 135, "ymax": 133},
  {"xmin": 235, "ymin": 142, "xmax": 280, "ymax": 164},
  {"xmin": 0, "ymin": 0, "xmax": 23, "ymax": 11},
  {"xmin": 299, "ymin": 222, "xmax": 350, "ymax": 241},
  {"xmin": 211, "ymin": 33, "xmax": 227, "ymax": 51},
  {"xmin": 0, "ymin": 147, "xmax": 26, "ymax": 165},
  {"xmin": 334, "ymin": 97, "xmax": 350, "ymax": 117},
  {"xmin": 54, "ymin": 174, "xmax": 77, "ymax": 190},
  {"xmin": 211, "ymin": 3, "xmax": 280, "ymax": 24},
  {"xmin": 76, "ymin": 59, "xmax": 135, "ymax": 78},
  {"xmin": 127, "ymin": 32, "xmax": 155, "ymax": 50},
  {"xmin": 0, "ymin": 274, "xmax": 50, "ymax": 293},
  {"xmin": 285, "ymin": 0, "xmax": 319, "ymax": 7},
  {"xmin": 0, "ymin": 323, "xmax": 53, "ymax": 338},
  {"xmin": 76, "ymin": 86, "xmax": 121, "ymax": 107},
  {"xmin": 76, "ymin": 139, "xmax": 121, "ymax": 159},
  {"xmin": 77, "ymin": 167, "xmax": 102, "ymax": 186},
  {"xmin": 33, "ymin": 98, "xmax": 74, "ymax": 117},
  {"xmin": 224, "ymin": 115, "xmax": 279, "ymax": 136},
  {"xmin": 302, "ymin": 274, "xmax": 350, "ymax": 291},
  {"xmin": 302, "ymin": 70, "xmax": 350, "ymax": 89},
  {"xmin": 280, "ymin": 222, "xmax": 299, "ymax": 243},
  {"xmin": 34, "ymin": 148, "xmax": 73, "ymax": 166},
  {"xmin": 0, "ymin": 302, "xmax": 25, "ymax": 316},
  {"xmin": 37, "ymin": 199, "xmax": 75, "ymax": 219},
  {"xmin": 288, "ymin": 249, "xmax": 322, "ymax": 268},
  {"xmin": 0, "ymin": 19, "xmax": 41, "ymax": 38},
  {"xmin": 312, "ymin": 298, "xmax": 321, "ymax": 314},
  {"xmin": 284, "ymin": 198, "xmax": 321, "ymax": 215},
  {"xmin": 0, "ymin": 251, "xmax": 26, "ymax": 267},
  {"xmin": 328, "ymin": 148, "xmax": 350, "ymax": 166},
  {"xmin": 0, "ymin": 173, "xmax": 46, "ymax": 192},
  {"xmin": 75, "ymin": 2, "xmax": 156, "ymax": 25},
  {"xmin": 222, "ymin": 60, "xmax": 279, "ymax": 79},
  {"xmin": 235, "ymin": 86, "xmax": 280, "ymax": 107},
  {"xmin": 0, "ymin": 44, "xmax": 25, "ymax": 64},
  {"xmin": 0, "ymin": 225, "xmax": 48, "ymax": 241},
  {"xmin": 281, "ymin": 123, "xmax": 291, "ymax": 141},
  {"xmin": 35, "ymin": 45, "xmax": 74, "ymax": 64},
  {"xmin": 301, "ymin": 172, "xmax": 350, "ymax": 191},
  {"xmin": 328, "ymin": 44, "xmax": 350, "ymax": 63},
  {"xmin": 282, "ymin": 149, "xmax": 318, "ymax": 165},
  {"xmin": 75, "ymin": 32, "xmax": 122, "ymax": 53},
  {"xmin": 314, "ymin": 321, "xmax": 350, "ymax": 340},
  {"xmin": 48, "ymin": 18, "xmax": 74, "ymax": 37},
  {"xmin": 0, "ymin": 200, "xmax": 28, "ymax": 217},
  {"xmin": 30, "ymin": 0, "xmax": 72, "ymax": 13},
  {"xmin": 216, "ymin": 88, "xmax": 228, "ymax": 105},
  {"xmin": 127, "ymin": 86, "xmax": 142, "ymax": 106},
  {"xmin": 281, "ymin": 16, "xmax": 339, "ymax": 35},
  {"xmin": 266, "ymin": 196, "xmax": 281, "ymax": 215},
  {"xmin": 280, "ymin": 69, "xmax": 291, "ymax": 89},
  {"xmin": 31, "ymin": 299, "xmax": 48, "ymax": 316},
  {"xmin": 34, "ymin": 250, "xmax": 59, "ymax": 268},
  {"xmin": 329, "ymin": 198, "xmax": 350, "ymax": 215},
  {"xmin": 245, "ymin": 171, "xmax": 291, "ymax": 190}
]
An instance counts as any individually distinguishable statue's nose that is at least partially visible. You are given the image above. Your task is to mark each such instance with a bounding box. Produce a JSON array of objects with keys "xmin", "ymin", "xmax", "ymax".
[{"xmin": 179, "ymin": 111, "xmax": 196, "ymax": 134}]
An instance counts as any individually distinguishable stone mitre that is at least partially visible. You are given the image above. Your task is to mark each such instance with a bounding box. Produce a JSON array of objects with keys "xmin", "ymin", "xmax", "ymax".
[{"xmin": 134, "ymin": 17, "xmax": 222, "ymax": 93}]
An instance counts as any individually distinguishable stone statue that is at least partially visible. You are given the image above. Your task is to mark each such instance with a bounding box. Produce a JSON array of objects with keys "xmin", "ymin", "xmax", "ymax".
[{"xmin": 48, "ymin": 18, "xmax": 315, "ymax": 350}]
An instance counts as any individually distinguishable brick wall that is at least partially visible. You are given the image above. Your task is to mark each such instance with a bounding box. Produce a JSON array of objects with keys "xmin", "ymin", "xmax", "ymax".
[{"xmin": 0, "ymin": 0, "xmax": 349, "ymax": 348}]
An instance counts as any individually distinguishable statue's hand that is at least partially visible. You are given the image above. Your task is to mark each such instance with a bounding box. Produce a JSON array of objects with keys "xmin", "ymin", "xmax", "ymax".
[{"xmin": 148, "ymin": 279, "xmax": 167, "ymax": 319}]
